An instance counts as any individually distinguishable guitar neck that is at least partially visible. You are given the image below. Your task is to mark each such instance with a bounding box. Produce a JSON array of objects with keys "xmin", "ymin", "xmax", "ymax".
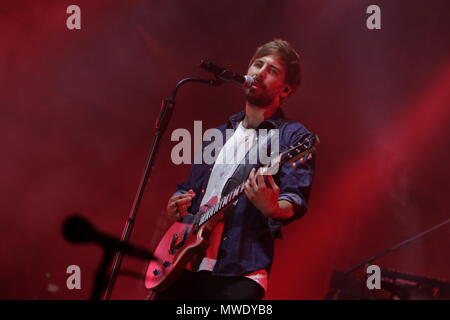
[
  {"xmin": 193, "ymin": 133, "xmax": 318, "ymax": 229},
  {"xmin": 196, "ymin": 179, "xmax": 247, "ymax": 227}
]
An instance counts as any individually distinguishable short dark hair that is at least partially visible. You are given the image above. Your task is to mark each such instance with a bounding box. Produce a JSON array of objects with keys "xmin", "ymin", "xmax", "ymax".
[{"xmin": 250, "ymin": 39, "xmax": 302, "ymax": 91}]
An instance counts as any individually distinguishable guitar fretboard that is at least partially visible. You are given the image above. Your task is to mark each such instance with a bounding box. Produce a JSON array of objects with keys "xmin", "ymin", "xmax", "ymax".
[
  {"xmin": 192, "ymin": 134, "xmax": 317, "ymax": 230},
  {"xmin": 195, "ymin": 180, "xmax": 247, "ymax": 227}
]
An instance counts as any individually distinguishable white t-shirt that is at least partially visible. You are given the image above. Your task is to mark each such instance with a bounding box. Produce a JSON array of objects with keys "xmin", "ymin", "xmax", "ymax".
[
  {"xmin": 196, "ymin": 121, "xmax": 268, "ymax": 292},
  {"xmin": 199, "ymin": 121, "xmax": 257, "ymax": 208}
]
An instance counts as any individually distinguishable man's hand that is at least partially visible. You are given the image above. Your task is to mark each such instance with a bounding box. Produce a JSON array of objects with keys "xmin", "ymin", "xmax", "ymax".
[
  {"xmin": 166, "ymin": 189, "xmax": 195, "ymax": 221},
  {"xmin": 244, "ymin": 168, "xmax": 295, "ymax": 220},
  {"xmin": 244, "ymin": 168, "xmax": 280, "ymax": 217}
]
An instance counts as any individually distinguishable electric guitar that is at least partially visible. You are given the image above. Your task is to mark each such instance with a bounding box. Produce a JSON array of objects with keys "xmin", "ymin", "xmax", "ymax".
[{"xmin": 145, "ymin": 133, "xmax": 319, "ymax": 291}]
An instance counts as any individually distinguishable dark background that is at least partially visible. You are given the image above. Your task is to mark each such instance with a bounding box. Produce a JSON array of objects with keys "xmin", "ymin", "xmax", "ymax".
[{"xmin": 1, "ymin": 0, "xmax": 449, "ymax": 299}]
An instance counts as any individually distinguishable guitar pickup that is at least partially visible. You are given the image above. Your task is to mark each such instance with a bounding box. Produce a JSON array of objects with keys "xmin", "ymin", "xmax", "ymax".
[
  {"xmin": 168, "ymin": 227, "xmax": 189, "ymax": 255},
  {"xmin": 169, "ymin": 234, "xmax": 179, "ymax": 255}
]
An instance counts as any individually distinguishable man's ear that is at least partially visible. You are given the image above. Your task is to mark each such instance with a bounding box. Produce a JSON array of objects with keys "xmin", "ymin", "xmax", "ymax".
[{"xmin": 280, "ymin": 86, "xmax": 292, "ymax": 99}]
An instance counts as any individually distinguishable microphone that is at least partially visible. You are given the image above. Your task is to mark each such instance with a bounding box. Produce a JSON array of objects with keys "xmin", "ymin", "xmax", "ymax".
[
  {"xmin": 62, "ymin": 214, "xmax": 154, "ymax": 260},
  {"xmin": 200, "ymin": 60, "xmax": 255, "ymax": 88}
]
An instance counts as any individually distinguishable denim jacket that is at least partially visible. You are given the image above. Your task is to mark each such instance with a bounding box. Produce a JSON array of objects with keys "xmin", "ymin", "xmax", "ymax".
[{"xmin": 176, "ymin": 108, "xmax": 315, "ymax": 276}]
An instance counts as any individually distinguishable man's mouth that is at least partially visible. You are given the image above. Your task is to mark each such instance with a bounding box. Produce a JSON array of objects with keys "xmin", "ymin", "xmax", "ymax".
[
  {"xmin": 251, "ymin": 81, "xmax": 264, "ymax": 89},
  {"xmin": 248, "ymin": 75, "xmax": 264, "ymax": 89}
]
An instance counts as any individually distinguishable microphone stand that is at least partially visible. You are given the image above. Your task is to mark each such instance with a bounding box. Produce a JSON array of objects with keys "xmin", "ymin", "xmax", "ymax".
[
  {"xmin": 61, "ymin": 213, "xmax": 156, "ymax": 299},
  {"xmin": 325, "ymin": 217, "xmax": 450, "ymax": 299},
  {"xmin": 102, "ymin": 76, "xmax": 224, "ymax": 300},
  {"xmin": 345, "ymin": 217, "xmax": 450, "ymax": 274},
  {"xmin": 92, "ymin": 249, "xmax": 115, "ymax": 300}
]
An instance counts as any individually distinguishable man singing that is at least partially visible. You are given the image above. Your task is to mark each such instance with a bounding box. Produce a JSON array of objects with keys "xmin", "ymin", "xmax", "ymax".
[{"xmin": 154, "ymin": 39, "xmax": 315, "ymax": 300}]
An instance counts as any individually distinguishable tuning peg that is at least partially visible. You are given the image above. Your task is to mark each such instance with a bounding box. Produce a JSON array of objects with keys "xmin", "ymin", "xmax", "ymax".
[
  {"xmin": 292, "ymin": 158, "xmax": 303, "ymax": 168},
  {"xmin": 292, "ymin": 159, "xmax": 303, "ymax": 168},
  {"xmin": 292, "ymin": 153, "xmax": 315, "ymax": 168}
]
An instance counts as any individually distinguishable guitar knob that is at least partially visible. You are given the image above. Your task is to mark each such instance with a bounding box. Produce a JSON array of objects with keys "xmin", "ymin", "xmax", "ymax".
[
  {"xmin": 153, "ymin": 269, "xmax": 161, "ymax": 276},
  {"xmin": 163, "ymin": 261, "xmax": 171, "ymax": 268}
]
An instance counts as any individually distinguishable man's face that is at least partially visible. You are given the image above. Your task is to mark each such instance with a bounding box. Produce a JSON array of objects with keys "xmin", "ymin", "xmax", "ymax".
[{"xmin": 245, "ymin": 54, "xmax": 289, "ymax": 107}]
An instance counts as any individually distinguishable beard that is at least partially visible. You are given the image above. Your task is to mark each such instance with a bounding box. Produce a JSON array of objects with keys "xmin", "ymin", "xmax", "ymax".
[{"xmin": 245, "ymin": 86, "xmax": 274, "ymax": 107}]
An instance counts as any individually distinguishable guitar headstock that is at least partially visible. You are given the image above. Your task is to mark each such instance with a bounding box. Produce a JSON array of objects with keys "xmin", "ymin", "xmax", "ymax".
[
  {"xmin": 282, "ymin": 134, "xmax": 319, "ymax": 165},
  {"xmin": 259, "ymin": 134, "xmax": 319, "ymax": 175}
]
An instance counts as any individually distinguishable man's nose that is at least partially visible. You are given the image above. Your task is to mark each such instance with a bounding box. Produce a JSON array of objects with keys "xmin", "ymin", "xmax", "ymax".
[{"xmin": 256, "ymin": 66, "xmax": 268, "ymax": 79}]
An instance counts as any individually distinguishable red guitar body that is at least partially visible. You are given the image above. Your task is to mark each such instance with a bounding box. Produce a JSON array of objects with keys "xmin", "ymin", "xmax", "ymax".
[{"xmin": 145, "ymin": 196, "xmax": 222, "ymax": 291}]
